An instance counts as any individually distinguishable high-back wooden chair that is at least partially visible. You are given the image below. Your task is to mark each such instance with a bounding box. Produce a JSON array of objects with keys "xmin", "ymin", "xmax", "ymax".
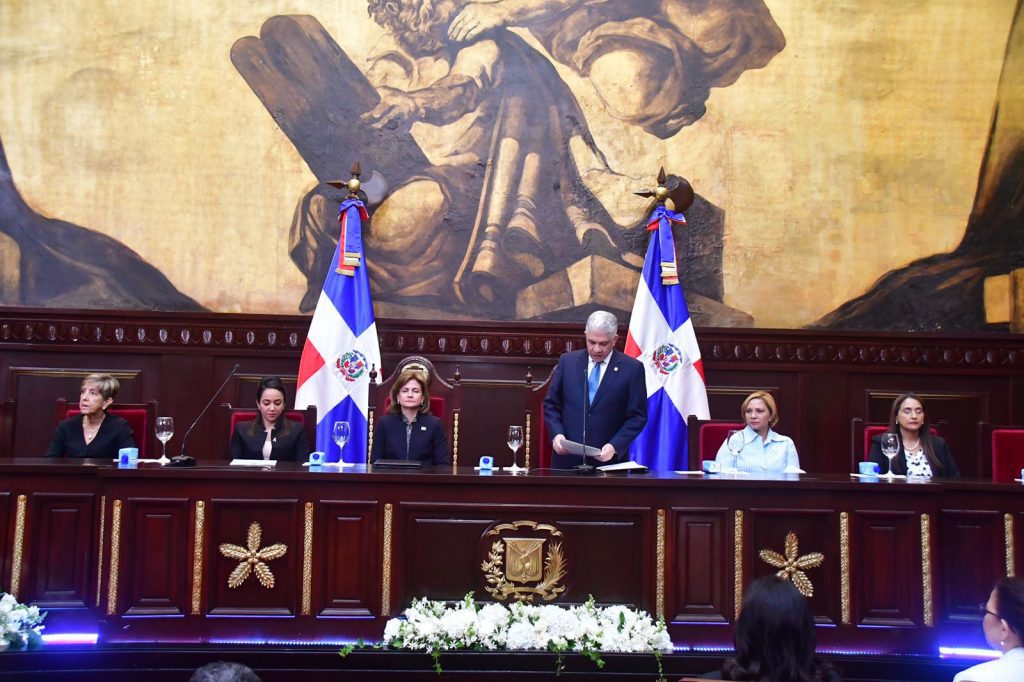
[
  {"xmin": 685, "ymin": 416, "xmax": 746, "ymax": 469},
  {"xmin": 55, "ymin": 398, "xmax": 158, "ymax": 458},
  {"xmin": 368, "ymin": 356, "xmax": 462, "ymax": 465},
  {"xmin": 977, "ymin": 422, "xmax": 1024, "ymax": 482},
  {"xmin": 523, "ymin": 366, "xmax": 554, "ymax": 470}
]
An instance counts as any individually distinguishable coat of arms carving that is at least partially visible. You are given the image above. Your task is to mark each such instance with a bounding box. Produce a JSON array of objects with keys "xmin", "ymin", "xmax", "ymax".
[{"xmin": 480, "ymin": 521, "xmax": 566, "ymax": 602}]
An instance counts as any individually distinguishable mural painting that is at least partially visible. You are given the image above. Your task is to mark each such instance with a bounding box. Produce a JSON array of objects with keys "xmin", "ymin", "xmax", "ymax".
[{"xmin": 0, "ymin": 1, "xmax": 1019, "ymax": 330}]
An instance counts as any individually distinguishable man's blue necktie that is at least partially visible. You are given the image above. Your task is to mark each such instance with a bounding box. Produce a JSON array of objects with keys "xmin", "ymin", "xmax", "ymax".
[{"xmin": 588, "ymin": 361, "xmax": 602, "ymax": 404}]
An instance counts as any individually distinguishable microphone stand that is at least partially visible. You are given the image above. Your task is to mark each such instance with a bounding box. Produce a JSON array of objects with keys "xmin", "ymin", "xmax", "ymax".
[
  {"xmin": 170, "ymin": 363, "xmax": 240, "ymax": 467},
  {"xmin": 575, "ymin": 363, "xmax": 596, "ymax": 475}
]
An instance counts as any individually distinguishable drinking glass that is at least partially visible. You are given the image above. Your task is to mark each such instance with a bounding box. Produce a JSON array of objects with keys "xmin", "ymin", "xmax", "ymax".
[
  {"xmin": 880, "ymin": 432, "xmax": 900, "ymax": 480},
  {"xmin": 332, "ymin": 421, "xmax": 351, "ymax": 460},
  {"xmin": 155, "ymin": 417, "xmax": 174, "ymax": 465},
  {"xmin": 504, "ymin": 425, "xmax": 525, "ymax": 473}
]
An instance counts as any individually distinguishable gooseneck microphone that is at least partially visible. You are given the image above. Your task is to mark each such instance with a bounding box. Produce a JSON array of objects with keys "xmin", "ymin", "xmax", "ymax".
[
  {"xmin": 576, "ymin": 362, "xmax": 595, "ymax": 474},
  {"xmin": 172, "ymin": 363, "xmax": 240, "ymax": 466}
]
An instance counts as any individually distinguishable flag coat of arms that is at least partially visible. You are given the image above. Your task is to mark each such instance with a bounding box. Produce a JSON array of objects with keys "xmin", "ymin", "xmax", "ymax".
[
  {"xmin": 625, "ymin": 206, "xmax": 710, "ymax": 471},
  {"xmin": 295, "ymin": 199, "xmax": 381, "ymax": 463}
]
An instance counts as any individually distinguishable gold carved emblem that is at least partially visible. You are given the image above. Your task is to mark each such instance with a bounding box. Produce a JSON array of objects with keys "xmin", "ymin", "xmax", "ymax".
[
  {"xmin": 481, "ymin": 521, "xmax": 566, "ymax": 602},
  {"xmin": 219, "ymin": 522, "xmax": 287, "ymax": 589},
  {"xmin": 759, "ymin": 531, "xmax": 824, "ymax": 597}
]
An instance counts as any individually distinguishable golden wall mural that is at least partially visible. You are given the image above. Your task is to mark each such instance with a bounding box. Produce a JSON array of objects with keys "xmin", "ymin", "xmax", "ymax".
[{"xmin": 0, "ymin": 0, "xmax": 1020, "ymax": 330}]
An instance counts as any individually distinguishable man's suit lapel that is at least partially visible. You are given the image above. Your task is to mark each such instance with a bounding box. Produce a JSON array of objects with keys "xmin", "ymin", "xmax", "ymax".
[{"xmin": 589, "ymin": 351, "xmax": 620, "ymax": 409}]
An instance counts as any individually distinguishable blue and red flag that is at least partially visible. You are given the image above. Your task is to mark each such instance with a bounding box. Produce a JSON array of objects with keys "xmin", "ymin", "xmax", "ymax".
[
  {"xmin": 624, "ymin": 206, "xmax": 710, "ymax": 471},
  {"xmin": 295, "ymin": 198, "xmax": 381, "ymax": 463}
]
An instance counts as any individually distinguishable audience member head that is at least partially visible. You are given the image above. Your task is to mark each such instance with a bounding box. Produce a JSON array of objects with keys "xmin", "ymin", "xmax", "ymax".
[
  {"xmin": 189, "ymin": 661, "xmax": 261, "ymax": 682},
  {"xmin": 80, "ymin": 373, "xmax": 119, "ymax": 415},
  {"xmin": 741, "ymin": 391, "xmax": 779, "ymax": 434},
  {"xmin": 983, "ymin": 576, "xmax": 1024, "ymax": 652},
  {"xmin": 723, "ymin": 575, "xmax": 838, "ymax": 682},
  {"xmin": 387, "ymin": 368, "xmax": 431, "ymax": 416}
]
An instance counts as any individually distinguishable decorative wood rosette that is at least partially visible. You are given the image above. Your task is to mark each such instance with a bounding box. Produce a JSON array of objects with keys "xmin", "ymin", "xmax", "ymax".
[
  {"xmin": 481, "ymin": 521, "xmax": 566, "ymax": 602},
  {"xmin": 219, "ymin": 522, "xmax": 287, "ymax": 589},
  {"xmin": 759, "ymin": 531, "xmax": 824, "ymax": 597}
]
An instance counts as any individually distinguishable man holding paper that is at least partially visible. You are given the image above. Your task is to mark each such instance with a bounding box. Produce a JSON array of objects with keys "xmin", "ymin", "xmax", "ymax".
[{"xmin": 543, "ymin": 311, "xmax": 648, "ymax": 470}]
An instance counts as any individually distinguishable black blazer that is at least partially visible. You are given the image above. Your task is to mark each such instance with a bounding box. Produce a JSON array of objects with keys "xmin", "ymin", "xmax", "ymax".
[
  {"xmin": 371, "ymin": 413, "xmax": 449, "ymax": 465},
  {"xmin": 542, "ymin": 348, "xmax": 648, "ymax": 469},
  {"xmin": 45, "ymin": 413, "xmax": 135, "ymax": 459},
  {"xmin": 868, "ymin": 433, "xmax": 959, "ymax": 477},
  {"xmin": 229, "ymin": 419, "xmax": 310, "ymax": 462}
]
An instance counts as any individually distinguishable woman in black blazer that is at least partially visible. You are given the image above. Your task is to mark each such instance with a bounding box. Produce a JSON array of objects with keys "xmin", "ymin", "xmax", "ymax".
[
  {"xmin": 868, "ymin": 392, "xmax": 959, "ymax": 477},
  {"xmin": 229, "ymin": 377, "xmax": 309, "ymax": 462},
  {"xmin": 45, "ymin": 373, "xmax": 136, "ymax": 458},
  {"xmin": 371, "ymin": 368, "xmax": 449, "ymax": 465}
]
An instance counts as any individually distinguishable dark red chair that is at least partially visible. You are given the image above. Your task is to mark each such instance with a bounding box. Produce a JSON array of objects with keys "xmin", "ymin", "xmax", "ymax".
[
  {"xmin": 56, "ymin": 398, "xmax": 158, "ymax": 458},
  {"xmin": 977, "ymin": 423, "xmax": 1024, "ymax": 483},
  {"xmin": 369, "ymin": 356, "xmax": 462, "ymax": 465},
  {"xmin": 686, "ymin": 416, "xmax": 745, "ymax": 469},
  {"xmin": 226, "ymin": 407, "xmax": 317, "ymax": 456}
]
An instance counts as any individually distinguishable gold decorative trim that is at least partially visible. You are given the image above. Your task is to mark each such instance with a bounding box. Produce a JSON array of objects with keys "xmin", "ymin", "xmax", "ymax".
[
  {"xmin": 191, "ymin": 501, "xmax": 205, "ymax": 615},
  {"xmin": 1005, "ymin": 513, "xmax": 1015, "ymax": 577},
  {"xmin": 367, "ymin": 408, "xmax": 375, "ymax": 465},
  {"xmin": 219, "ymin": 522, "xmax": 287, "ymax": 589},
  {"xmin": 759, "ymin": 531, "xmax": 824, "ymax": 598},
  {"xmin": 524, "ymin": 413, "xmax": 532, "ymax": 470},
  {"xmin": 656, "ymin": 509, "xmax": 666, "ymax": 620},
  {"xmin": 734, "ymin": 510, "xmax": 743, "ymax": 620},
  {"xmin": 10, "ymin": 495, "xmax": 27, "ymax": 599},
  {"xmin": 107, "ymin": 499, "xmax": 122, "ymax": 615},
  {"xmin": 481, "ymin": 521, "xmax": 566, "ymax": 602},
  {"xmin": 840, "ymin": 512, "xmax": 850, "ymax": 624},
  {"xmin": 452, "ymin": 413, "xmax": 460, "ymax": 468},
  {"xmin": 382, "ymin": 503, "xmax": 393, "ymax": 616},
  {"xmin": 302, "ymin": 502, "xmax": 314, "ymax": 616},
  {"xmin": 96, "ymin": 495, "xmax": 106, "ymax": 607},
  {"xmin": 921, "ymin": 513, "xmax": 933, "ymax": 626}
]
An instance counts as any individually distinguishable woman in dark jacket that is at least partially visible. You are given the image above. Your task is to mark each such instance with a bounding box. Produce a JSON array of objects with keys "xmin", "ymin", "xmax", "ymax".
[
  {"xmin": 46, "ymin": 373, "xmax": 135, "ymax": 459},
  {"xmin": 371, "ymin": 368, "xmax": 448, "ymax": 465},
  {"xmin": 868, "ymin": 392, "xmax": 959, "ymax": 478},
  {"xmin": 229, "ymin": 377, "xmax": 309, "ymax": 462}
]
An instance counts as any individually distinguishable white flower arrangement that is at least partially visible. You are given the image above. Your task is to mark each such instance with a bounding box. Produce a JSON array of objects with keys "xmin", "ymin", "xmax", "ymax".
[
  {"xmin": 374, "ymin": 593, "xmax": 672, "ymax": 675},
  {"xmin": 0, "ymin": 593, "xmax": 45, "ymax": 652}
]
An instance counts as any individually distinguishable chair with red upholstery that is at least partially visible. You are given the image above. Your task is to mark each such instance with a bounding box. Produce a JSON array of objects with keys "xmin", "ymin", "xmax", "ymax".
[
  {"xmin": 55, "ymin": 398, "xmax": 158, "ymax": 458},
  {"xmin": 686, "ymin": 416, "xmax": 746, "ymax": 470},
  {"xmin": 850, "ymin": 417, "xmax": 949, "ymax": 472},
  {"xmin": 225, "ymin": 406, "xmax": 317, "ymax": 457},
  {"xmin": 977, "ymin": 422, "xmax": 1024, "ymax": 483},
  {"xmin": 368, "ymin": 356, "xmax": 462, "ymax": 465}
]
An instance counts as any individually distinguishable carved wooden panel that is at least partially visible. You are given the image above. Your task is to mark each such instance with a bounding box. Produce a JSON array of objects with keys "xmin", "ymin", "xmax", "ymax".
[
  {"xmin": 206, "ymin": 498, "xmax": 301, "ymax": 617},
  {"xmin": 938, "ymin": 510, "xmax": 1005, "ymax": 625},
  {"xmin": 850, "ymin": 510, "xmax": 919, "ymax": 627},
  {"xmin": 23, "ymin": 493, "xmax": 95, "ymax": 608},
  {"xmin": 668, "ymin": 508, "xmax": 730, "ymax": 624},
  {"xmin": 121, "ymin": 498, "xmax": 190, "ymax": 617},
  {"xmin": 318, "ymin": 500, "xmax": 379, "ymax": 617},
  {"xmin": 748, "ymin": 508, "xmax": 840, "ymax": 625},
  {"xmin": 395, "ymin": 503, "xmax": 649, "ymax": 611}
]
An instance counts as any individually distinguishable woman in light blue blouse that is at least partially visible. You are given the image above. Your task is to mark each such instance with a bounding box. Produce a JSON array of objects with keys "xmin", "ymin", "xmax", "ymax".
[{"xmin": 715, "ymin": 391, "xmax": 800, "ymax": 474}]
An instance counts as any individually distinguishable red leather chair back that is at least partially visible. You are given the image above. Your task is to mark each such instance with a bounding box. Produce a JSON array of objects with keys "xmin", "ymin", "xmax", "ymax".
[
  {"xmin": 992, "ymin": 429, "xmax": 1024, "ymax": 483},
  {"xmin": 699, "ymin": 422, "xmax": 744, "ymax": 463},
  {"xmin": 64, "ymin": 406, "xmax": 151, "ymax": 458}
]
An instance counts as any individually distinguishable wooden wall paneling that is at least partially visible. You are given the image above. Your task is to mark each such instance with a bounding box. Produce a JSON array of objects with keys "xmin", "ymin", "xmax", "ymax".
[
  {"xmin": 850, "ymin": 510, "xmax": 920, "ymax": 627},
  {"xmin": 747, "ymin": 508, "xmax": 840, "ymax": 626},
  {"xmin": 797, "ymin": 372, "xmax": 851, "ymax": 474},
  {"xmin": 667, "ymin": 507, "xmax": 730, "ymax": 625},
  {"xmin": 0, "ymin": 492, "xmax": 9, "ymax": 592},
  {"xmin": 938, "ymin": 510, "xmax": 1005, "ymax": 626},
  {"xmin": 206, "ymin": 497, "xmax": 301, "ymax": 617},
  {"xmin": 318, "ymin": 500, "xmax": 380, "ymax": 617},
  {"xmin": 121, "ymin": 498, "xmax": 191, "ymax": 617},
  {"xmin": 25, "ymin": 493, "xmax": 96, "ymax": 609}
]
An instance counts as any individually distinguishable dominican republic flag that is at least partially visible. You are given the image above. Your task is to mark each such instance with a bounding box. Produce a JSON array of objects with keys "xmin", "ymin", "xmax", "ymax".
[
  {"xmin": 295, "ymin": 198, "xmax": 381, "ymax": 463},
  {"xmin": 624, "ymin": 205, "xmax": 709, "ymax": 471}
]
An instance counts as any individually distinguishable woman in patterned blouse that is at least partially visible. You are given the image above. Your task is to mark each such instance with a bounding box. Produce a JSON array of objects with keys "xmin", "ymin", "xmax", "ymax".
[{"xmin": 868, "ymin": 392, "xmax": 959, "ymax": 478}]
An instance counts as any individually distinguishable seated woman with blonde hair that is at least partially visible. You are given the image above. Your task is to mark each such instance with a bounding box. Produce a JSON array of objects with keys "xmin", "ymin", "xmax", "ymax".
[
  {"xmin": 715, "ymin": 391, "xmax": 800, "ymax": 474},
  {"xmin": 371, "ymin": 368, "xmax": 449, "ymax": 465},
  {"xmin": 45, "ymin": 373, "xmax": 136, "ymax": 458}
]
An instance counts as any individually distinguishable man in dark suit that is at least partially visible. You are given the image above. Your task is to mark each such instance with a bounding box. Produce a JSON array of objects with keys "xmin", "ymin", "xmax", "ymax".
[{"xmin": 543, "ymin": 310, "xmax": 648, "ymax": 469}]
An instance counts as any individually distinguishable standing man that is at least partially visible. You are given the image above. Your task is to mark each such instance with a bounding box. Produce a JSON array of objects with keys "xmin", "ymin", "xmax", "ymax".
[{"xmin": 543, "ymin": 310, "xmax": 648, "ymax": 469}]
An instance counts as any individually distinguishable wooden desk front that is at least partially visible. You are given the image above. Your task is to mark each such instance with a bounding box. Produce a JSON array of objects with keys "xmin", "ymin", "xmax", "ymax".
[{"xmin": 0, "ymin": 459, "xmax": 1017, "ymax": 653}]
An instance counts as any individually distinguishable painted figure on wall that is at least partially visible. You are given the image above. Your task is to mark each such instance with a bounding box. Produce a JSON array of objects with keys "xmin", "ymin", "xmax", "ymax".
[{"xmin": 233, "ymin": 0, "xmax": 785, "ymax": 322}]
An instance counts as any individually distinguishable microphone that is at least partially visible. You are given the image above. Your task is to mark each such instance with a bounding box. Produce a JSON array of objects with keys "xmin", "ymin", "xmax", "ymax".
[
  {"xmin": 576, "ymin": 362, "xmax": 595, "ymax": 475},
  {"xmin": 171, "ymin": 363, "xmax": 240, "ymax": 467}
]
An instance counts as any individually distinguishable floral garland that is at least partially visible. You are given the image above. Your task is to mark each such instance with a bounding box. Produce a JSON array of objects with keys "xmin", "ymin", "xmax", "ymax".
[
  {"xmin": 362, "ymin": 593, "xmax": 672, "ymax": 675},
  {"xmin": 0, "ymin": 593, "xmax": 45, "ymax": 651}
]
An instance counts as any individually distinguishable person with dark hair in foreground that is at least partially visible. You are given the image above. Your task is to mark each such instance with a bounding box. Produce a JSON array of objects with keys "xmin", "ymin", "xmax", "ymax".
[
  {"xmin": 954, "ymin": 576, "xmax": 1024, "ymax": 681},
  {"xmin": 711, "ymin": 575, "xmax": 840, "ymax": 681},
  {"xmin": 190, "ymin": 661, "xmax": 261, "ymax": 682}
]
